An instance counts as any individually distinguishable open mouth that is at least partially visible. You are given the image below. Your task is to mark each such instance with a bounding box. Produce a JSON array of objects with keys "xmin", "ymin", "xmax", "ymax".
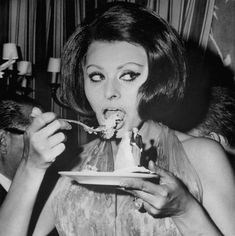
[
  {"xmin": 103, "ymin": 109, "xmax": 125, "ymax": 128},
  {"xmin": 101, "ymin": 108, "xmax": 125, "ymax": 139}
]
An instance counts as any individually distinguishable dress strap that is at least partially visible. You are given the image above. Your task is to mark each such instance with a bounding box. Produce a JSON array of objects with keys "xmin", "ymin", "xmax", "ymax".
[{"xmin": 156, "ymin": 125, "xmax": 203, "ymax": 202}]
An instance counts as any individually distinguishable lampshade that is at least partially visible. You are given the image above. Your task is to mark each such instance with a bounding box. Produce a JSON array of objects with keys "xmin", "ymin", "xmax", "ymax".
[
  {"xmin": 47, "ymin": 58, "xmax": 61, "ymax": 73},
  {"xmin": 17, "ymin": 61, "xmax": 32, "ymax": 75},
  {"xmin": 2, "ymin": 43, "xmax": 19, "ymax": 60}
]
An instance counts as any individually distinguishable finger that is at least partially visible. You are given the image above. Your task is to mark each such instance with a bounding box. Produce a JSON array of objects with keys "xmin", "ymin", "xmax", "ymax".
[
  {"xmin": 132, "ymin": 197, "xmax": 161, "ymax": 216},
  {"xmin": 49, "ymin": 143, "xmax": 66, "ymax": 159},
  {"xmin": 148, "ymin": 161, "xmax": 173, "ymax": 183},
  {"xmin": 39, "ymin": 119, "xmax": 71, "ymax": 137},
  {"xmin": 59, "ymin": 119, "xmax": 72, "ymax": 130},
  {"xmin": 120, "ymin": 179, "xmax": 168, "ymax": 197},
  {"xmin": 30, "ymin": 107, "xmax": 43, "ymax": 118},
  {"xmin": 133, "ymin": 189, "xmax": 167, "ymax": 209},
  {"xmin": 28, "ymin": 112, "xmax": 57, "ymax": 133},
  {"xmin": 142, "ymin": 200, "xmax": 161, "ymax": 217},
  {"xmin": 48, "ymin": 132, "xmax": 66, "ymax": 147}
]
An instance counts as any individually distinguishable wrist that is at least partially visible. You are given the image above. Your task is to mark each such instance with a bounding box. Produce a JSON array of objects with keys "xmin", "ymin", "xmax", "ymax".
[{"xmin": 15, "ymin": 158, "xmax": 46, "ymax": 183}]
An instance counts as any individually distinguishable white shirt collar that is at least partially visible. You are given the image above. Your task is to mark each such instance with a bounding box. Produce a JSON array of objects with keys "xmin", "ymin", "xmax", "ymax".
[{"xmin": 0, "ymin": 173, "xmax": 11, "ymax": 191}]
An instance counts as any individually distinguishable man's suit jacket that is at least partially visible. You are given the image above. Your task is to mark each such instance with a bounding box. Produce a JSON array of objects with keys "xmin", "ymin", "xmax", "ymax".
[{"xmin": 0, "ymin": 184, "xmax": 7, "ymax": 206}]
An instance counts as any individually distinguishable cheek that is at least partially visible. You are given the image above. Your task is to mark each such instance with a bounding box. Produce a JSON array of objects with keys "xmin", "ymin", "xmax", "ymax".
[
  {"xmin": 126, "ymin": 89, "xmax": 141, "ymax": 109},
  {"xmin": 12, "ymin": 137, "xmax": 24, "ymax": 153},
  {"xmin": 84, "ymin": 82, "xmax": 98, "ymax": 105},
  {"xmin": 124, "ymin": 92, "xmax": 142, "ymax": 123},
  {"xmin": 84, "ymin": 85, "xmax": 103, "ymax": 122},
  {"xmin": 85, "ymin": 88, "xmax": 100, "ymax": 112}
]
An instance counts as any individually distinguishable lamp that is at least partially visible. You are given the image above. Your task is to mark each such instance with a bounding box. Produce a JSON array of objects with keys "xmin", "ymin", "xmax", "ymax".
[
  {"xmin": 2, "ymin": 43, "xmax": 18, "ymax": 70},
  {"xmin": 47, "ymin": 57, "xmax": 61, "ymax": 83},
  {"xmin": 2, "ymin": 43, "xmax": 18, "ymax": 60},
  {"xmin": 16, "ymin": 61, "xmax": 33, "ymax": 96},
  {"xmin": 17, "ymin": 61, "xmax": 32, "ymax": 75},
  {"xmin": 1, "ymin": 43, "xmax": 20, "ymax": 96},
  {"xmin": 47, "ymin": 57, "xmax": 70, "ymax": 108}
]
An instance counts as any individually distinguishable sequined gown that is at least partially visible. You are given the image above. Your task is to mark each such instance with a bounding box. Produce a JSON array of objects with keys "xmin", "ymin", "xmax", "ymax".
[{"xmin": 51, "ymin": 122, "xmax": 203, "ymax": 236}]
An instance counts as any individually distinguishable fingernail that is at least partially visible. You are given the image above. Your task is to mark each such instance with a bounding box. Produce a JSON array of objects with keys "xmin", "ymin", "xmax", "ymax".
[
  {"xmin": 65, "ymin": 123, "xmax": 72, "ymax": 130},
  {"xmin": 30, "ymin": 107, "xmax": 42, "ymax": 117}
]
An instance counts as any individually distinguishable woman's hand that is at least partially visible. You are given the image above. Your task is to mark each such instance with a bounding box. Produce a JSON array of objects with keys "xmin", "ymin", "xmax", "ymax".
[
  {"xmin": 22, "ymin": 108, "xmax": 71, "ymax": 171},
  {"xmin": 120, "ymin": 160, "xmax": 196, "ymax": 218}
]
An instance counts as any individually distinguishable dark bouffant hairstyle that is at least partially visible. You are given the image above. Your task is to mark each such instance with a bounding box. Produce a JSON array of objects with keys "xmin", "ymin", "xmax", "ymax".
[
  {"xmin": 61, "ymin": 3, "xmax": 187, "ymax": 126},
  {"xmin": 197, "ymin": 86, "xmax": 235, "ymax": 148}
]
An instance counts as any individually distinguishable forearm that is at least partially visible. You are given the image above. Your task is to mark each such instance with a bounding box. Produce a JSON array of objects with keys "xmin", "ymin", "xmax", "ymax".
[
  {"xmin": 172, "ymin": 199, "xmax": 223, "ymax": 236},
  {"xmin": 0, "ymin": 161, "xmax": 45, "ymax": 236}
]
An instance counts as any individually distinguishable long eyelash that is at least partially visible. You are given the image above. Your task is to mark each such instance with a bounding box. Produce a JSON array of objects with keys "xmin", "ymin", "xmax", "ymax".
[
  {"xmin": 122, "ymin": 71, "xmax": 141, "ymax": 81},
  {"xmin": 88, "ymin": 72, "xmax": 104, "ymax": 82}
]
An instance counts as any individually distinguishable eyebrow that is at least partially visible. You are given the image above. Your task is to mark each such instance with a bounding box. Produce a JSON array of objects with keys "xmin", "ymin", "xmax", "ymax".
[{"xmin": 86, "ymin": 62, "xmax": 144, "ymax": 71}]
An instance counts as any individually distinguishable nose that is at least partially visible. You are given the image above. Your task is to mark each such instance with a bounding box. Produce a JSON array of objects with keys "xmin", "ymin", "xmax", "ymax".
[{"xmin": 104, "ymin": 78, "xmax": 121, "ymax": 100}]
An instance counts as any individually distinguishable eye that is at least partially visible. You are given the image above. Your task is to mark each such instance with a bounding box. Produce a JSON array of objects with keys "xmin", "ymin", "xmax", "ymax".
[
  {"xmin": 88, "ymin": 72, "xmax": 104, "ymax": 82},
  {"xmin": 120, "ymin": 71, "xmax": 141, "ymax": 81}
]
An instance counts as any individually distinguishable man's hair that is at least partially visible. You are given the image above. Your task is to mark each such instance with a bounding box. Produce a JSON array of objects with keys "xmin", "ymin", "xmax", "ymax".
[
  {"xmin": 196, "ymin": 86, "xmax": 235, "ymax": 148},
  {"xmin": 0, "ymin": 95, "xmax": 42, "ymax": 130},
  {"xmin": 60, "ymin": 2, "xmax": 187, "ymax": 128}
]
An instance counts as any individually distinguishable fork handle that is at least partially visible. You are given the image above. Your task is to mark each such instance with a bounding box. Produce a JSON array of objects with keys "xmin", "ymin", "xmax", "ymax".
[{"xmin": 59, "ymin": 119, "xmax": 89, "ymax": 129}]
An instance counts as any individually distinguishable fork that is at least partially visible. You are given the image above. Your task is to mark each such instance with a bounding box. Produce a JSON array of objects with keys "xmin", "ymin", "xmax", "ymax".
[{"xmin": 60, "ymin": 118, "xmax": 104, "ymax": 134}]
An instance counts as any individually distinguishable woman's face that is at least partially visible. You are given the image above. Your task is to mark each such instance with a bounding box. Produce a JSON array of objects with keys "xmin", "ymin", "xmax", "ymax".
[{"xmin": 83, "ymin": 41, "xmax": 148, "ymax": 138}]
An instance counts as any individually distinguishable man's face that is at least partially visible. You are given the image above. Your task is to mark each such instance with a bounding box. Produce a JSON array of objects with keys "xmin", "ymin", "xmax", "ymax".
[{"xmin": 3, "ymin": 126, "xmax": 26, "ymax": 180}]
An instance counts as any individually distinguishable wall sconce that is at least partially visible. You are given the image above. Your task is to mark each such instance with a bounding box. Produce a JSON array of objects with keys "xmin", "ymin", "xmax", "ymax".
[
  {"xmin": 17, "ymin": 61, "xmax": 33, "ymax": 96},
  {"xmin": 1, "ymin": 43, "xmax": 19, "ymax": 96},
  {"xmin": 2, "ymin": 43, "xmax": 18, "ymax": 70},
  {"xmin": 47, "ymin": 57, "xmax": 61, "ymax": 83},
  {"xmin": 47, "ymin": 57, "xmax": 69, "ymax": 109}
]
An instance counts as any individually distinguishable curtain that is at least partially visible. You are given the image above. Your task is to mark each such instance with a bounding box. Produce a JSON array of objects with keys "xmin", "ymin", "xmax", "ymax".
[
  {"xmin": 8, "ymin": 0, "xmax": 37, "ymax": 62},
  {"xmin": 147, "ymin": 0, "xmax": 215, "ymax": 48},
  {"xmin": 5, "ymin": 0, "xmax": 216, "ymax": 145},
  {"xmin": 0, "ymin": 0, "xmax": 9, "ymax": 57}
]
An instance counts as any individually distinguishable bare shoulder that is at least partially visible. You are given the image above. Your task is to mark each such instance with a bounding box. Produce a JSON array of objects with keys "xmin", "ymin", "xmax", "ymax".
[
  {"xmin": 181, "ymin": 134, "xmax": 229, "ymax": 166},
  {"xmin": 176, "ymin": 133, "xmax": 235, "ymax": 234},
  {"xmin": 180, "ymin": 134, "xmax": 230, "ymax": 172},
  {"xmin": 178, "ymin": 133, "xmax": 235, "ymax": 193}
]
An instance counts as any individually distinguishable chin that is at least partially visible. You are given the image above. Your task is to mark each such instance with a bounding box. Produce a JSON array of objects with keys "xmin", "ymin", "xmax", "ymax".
[{"xmin": 115, "ymin": 125, "xmax": 133, "ymax": 138}]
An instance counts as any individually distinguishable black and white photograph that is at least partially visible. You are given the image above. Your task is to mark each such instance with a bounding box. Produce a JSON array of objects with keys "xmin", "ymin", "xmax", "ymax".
[{"xmin": 0, "ymin": 0, "xmax": 235, "ymax": 235}]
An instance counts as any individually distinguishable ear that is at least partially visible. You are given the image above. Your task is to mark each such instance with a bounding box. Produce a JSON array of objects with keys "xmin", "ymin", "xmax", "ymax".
[
  {"xmin": 217, "ymin": 134, "xmax": 228, "ymax": 148},
  {"xmin": 0, "ymin": 130, "xmax": 8, "ymax": 155},
  {"xmin": 208, "ymin": 132, "xmax": 227, "ymax": 146}
]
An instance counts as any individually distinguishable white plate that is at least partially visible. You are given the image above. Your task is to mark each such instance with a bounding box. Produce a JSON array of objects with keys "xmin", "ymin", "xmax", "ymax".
[{"xmin": 59, "ymin": 171, "xmax": 158, "ymax": 186}]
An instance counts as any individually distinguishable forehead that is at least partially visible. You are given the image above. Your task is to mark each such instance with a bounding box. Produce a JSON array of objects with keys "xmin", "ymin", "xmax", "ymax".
[{"xmin": 85, "ymin": 41, "xmax": 148, "ymax": 67}]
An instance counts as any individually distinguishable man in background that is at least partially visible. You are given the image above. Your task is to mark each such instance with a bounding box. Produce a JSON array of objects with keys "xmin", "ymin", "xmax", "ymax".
[{"xmin": 0, "ymin": 95, "xmax": 42, "ymax": 205}]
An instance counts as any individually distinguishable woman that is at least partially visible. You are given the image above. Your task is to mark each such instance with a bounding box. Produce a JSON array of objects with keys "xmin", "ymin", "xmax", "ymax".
[{"xmin": 1, "ymin": 3, "xmax": 234, "ymax": 236}]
